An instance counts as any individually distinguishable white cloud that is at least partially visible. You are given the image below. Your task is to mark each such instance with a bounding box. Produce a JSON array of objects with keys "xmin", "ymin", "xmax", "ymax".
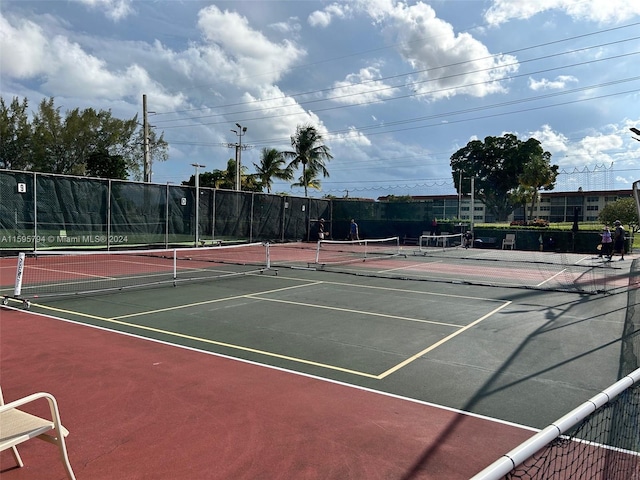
[
  {"xmin": 0, "ymin": 12, "xmax": 183, "ymax": 107},
  {"xmin": 0, "ymin": 15, "xmax": 49, "ymax": 78},
  {"xmin": 269, "ymin": 18, "xmax": 302, "ymax": 36},
  {"xmin": 529, "ymin": 124, "xmax": 570, "ymax": 154},
  {"xmin": 377, "ymin": 2, "xmax": 519, "ymax": 100},
  {"xmin": 196, "ymin": 5, "xmax": 306, "ymax": 86},
  {"xmin": 485, "ymin": 0, "xmax": 638, "ymax": 26},
  {"xmin": 528, "ymin": 75, "xmax": 578, "ymax": 91},
  {"xmin": 332, "ymin": 126, "xmax": 372, "ymax": 147},
  {"xmin": 308, "ymin": 10, "xmax": 332, "ymax": 28},
  {"xmin": 308, "ymin": 3, "xmax": 351, "ymax": 28},
  {"xmin": 77, "ymin": 0, "xmax": 134, "ymax": 21},
  {"xmin": 330, "ymin": 67, "xmax": 396, "ymax": 105}
]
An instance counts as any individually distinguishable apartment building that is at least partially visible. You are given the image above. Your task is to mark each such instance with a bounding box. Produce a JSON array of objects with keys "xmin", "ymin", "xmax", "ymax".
[{"xmin": 385, "ymin": 189, "xmax": 632, "ymax": 223}]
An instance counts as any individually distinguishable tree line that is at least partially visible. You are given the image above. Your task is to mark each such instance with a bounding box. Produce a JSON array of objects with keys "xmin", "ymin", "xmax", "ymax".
[
  {"xmin": 184, "ymin": 124, "xmax": 333, "ymax": 197},
  {"xmin": 0, "ymin": 96, "xmax": 333, "ymax": 195},
  {"xmin": 0, "ymin": 96, "xmax": 168, "ymax": 180},
  {"xmin": 2, "ymin": 95, "xmax": 586, "ymax": 225}
]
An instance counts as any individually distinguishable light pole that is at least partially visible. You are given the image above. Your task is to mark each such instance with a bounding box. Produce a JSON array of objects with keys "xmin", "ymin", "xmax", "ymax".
[
  {"xmin": 631, "ymin": 127, "xmax": 640, "ymax": 142},
  {"xmin": 231, "ymin": 123, "xmax": 247, "ymax": 191},
  {"xmin": 191, "ymin": 163, "xmax": 205, "ymax": 246}
]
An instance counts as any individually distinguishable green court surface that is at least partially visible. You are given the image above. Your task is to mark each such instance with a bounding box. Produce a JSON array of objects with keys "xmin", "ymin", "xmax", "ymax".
[{"xmin": 12, "ymin": 262, "xmax": 634, "ymax": 431}]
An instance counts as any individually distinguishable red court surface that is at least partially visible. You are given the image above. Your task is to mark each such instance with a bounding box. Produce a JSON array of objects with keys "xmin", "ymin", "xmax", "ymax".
[{"xmin": 0, "ymin": 307, "xmax": 536, "ymax": 480}]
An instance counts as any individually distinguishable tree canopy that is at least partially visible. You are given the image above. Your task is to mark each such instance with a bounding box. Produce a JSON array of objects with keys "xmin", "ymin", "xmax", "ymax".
[
  {"xmin": 254, "ymin": 147, "xmax": 293, "ymax": 193},
  {"xmin": 0, "ymin": 96, "xmax": 167, "ymax": 180},
  {"xmin": 450, "ymin": 134, "xmax": 557, "ymax": 221},
  {"xmin": 283, "ymin": 124, "xmax": 332, "ymax": 197},
  {"xmin": 599, "ymin": 197, "xmax": 638, "ymax": 233}
]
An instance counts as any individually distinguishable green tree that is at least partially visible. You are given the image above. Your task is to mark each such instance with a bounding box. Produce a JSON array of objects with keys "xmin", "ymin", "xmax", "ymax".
[
  {"xmin": 517, "ymin": 139, "xmax": 558, "ymax": 219},
  {"xmin": 86, "ymin": 149, "xmax": 128, "ymax": 179},
  {"xmin": 3, "ymin": 96, "xmax": 165, "ymax": 179},
  {"xmin": 450, "ymin": 134, "xmax": 554, "ymax": 221},
  {"xmin": 0, "ymin": 97, "xmax": 32, "ymax": 170},
  {"xmin": 254, "ymin": 147, "xmax": 292, "ymax": 193},
  {"xmin": 128, "ymin": 126, "xmax": 169, "ymax": 181},
  {"xmin": 183, "ymin": 158, "xmax": 262, "ymax": 191},
  {"xmin": 381, "ymin": 195, "xmax": 413, "ymax": 203},
  {"xmin": 509, "ymin": 185, "xmax": 537, "ymax": 223},
  {"xmin": 291, "ymin": 166, "xmax": 322, "ymax": 192},
  {"xmin": 599, "ymin": 197, "xmax": 639, "ymax": 234},
  {"xmin": 284, "ymin": 124, "xmax": 332, "ymax": 197}
]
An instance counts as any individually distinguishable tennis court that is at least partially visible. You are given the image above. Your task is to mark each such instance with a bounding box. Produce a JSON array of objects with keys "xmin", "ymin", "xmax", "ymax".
[{"xmin": 1, "ymin": 242, "xmax": 638, "ymax": 479}]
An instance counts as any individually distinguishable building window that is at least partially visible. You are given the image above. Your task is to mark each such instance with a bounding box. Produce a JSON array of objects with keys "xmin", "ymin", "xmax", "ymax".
[{"xmin": 586, "ymin": 205, "xmax": 599, "ymax": 211}]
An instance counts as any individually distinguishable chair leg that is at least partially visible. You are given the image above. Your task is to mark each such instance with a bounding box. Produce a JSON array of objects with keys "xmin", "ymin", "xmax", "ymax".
[
  {"xmin": 10, "ymin": 445, "xmax": 24, "ymax": 468},
  {"xmin": 56, "ymin": 438, "xmax": 76, "ymax": 480}
]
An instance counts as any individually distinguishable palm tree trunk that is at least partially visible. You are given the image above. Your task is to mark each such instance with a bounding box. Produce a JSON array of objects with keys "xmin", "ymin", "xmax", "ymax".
[{"xmin": 303, "ymin": 163, "xmax": 308, "ymax": 197}]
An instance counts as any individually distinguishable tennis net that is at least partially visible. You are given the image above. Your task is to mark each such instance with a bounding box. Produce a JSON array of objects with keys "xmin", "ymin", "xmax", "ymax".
[
  {"xmin": 314, "ymin": 236, "xmax": 404, "ymax": 267},
  {"xmin": 417, "ymin": 233, "xmax": 464, "ymax": 252},
  {"xmin": 3, "ymin": 243, "xmax": 270, "ymax": 305},
  {"xmin": 472, "ymin": 367, "xmax": 640, "ymax": 480}
]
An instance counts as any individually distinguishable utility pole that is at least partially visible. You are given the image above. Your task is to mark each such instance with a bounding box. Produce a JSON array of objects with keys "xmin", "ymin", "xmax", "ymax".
[
  {"xmin": 143, "ymin": 94, "xmax": 150, "ymax": 182},
  {"xmin": 230, "ymin": 124, "xmax": 247, "ymax": 191},
  {"xmin": 226, "ymin": 124, "xmax": 253, "ymax": 191}
]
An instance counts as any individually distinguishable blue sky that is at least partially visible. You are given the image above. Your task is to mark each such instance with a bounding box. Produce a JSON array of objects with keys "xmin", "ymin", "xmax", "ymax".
[{"xmin": 1, "ymin": 0, "xmax": 639, "ymax": 198}]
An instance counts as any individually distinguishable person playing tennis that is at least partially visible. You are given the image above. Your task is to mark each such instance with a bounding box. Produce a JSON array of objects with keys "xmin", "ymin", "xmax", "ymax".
[{"xmin": 349, "ymin": 219, "xmax": 359, "ymax": 241}]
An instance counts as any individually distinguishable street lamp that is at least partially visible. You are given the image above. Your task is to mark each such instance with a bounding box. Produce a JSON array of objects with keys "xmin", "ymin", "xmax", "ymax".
[
  {"xmin": 231, "ymin": 123, "xmax": 247, "ymax": 191},
  {"xmin": 630, "ymin": 127, "xmax": 640, "ymax": 142},
  {"xmin": 191, "ymin": 163, "xmax": 206, "ymax": 246}
]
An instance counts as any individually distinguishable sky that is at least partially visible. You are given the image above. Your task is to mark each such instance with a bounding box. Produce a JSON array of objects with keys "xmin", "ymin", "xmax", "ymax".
[{"xmin": 1, "ymin": 0, "xmax": 639, "ymax": 199}]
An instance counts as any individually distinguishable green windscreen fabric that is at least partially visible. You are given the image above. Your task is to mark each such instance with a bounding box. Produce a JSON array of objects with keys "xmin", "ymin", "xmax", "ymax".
[
  {"xmin": 1, "ymin": 169, "xmax": 331, "ymax": 250},
  {"xmin": 109, "ymin": 181, "xmax": 167, "ymax": 246},
  {"xmin": 0, "ymin": 171, "xmax": 36, "ymax": 249}
]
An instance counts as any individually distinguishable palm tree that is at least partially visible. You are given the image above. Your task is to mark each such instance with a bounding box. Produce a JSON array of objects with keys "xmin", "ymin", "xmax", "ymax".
[
  {"xmin": 254, "ymin": 148, "xmax": 293, "ymax": 193},
  {"xmin": 291, "ymin": 165, "xmax": 322, "ymax": 192},
  {"xmin": 284, "ymin": 124, "xmax": 333, "ymax": 197}
]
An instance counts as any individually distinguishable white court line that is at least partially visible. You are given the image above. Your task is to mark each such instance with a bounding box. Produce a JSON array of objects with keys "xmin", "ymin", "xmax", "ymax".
[
  {"xmin": 248, "ymin": 295, "xmax": 464, "ymax": 328},
  {"xmin": 3, "ymin": 303, "xmax": 539, "ymax": 433},
  {"xmin": 379, "ymin": 300, "xmax": 512, "ymax": 378},
  {"xmin": 536, "ymin": 269, "xmax": 567, "ymax": 288},
  {"xmin": 376, "ymin": 261, "xmax": 443, "ymax": 274}
]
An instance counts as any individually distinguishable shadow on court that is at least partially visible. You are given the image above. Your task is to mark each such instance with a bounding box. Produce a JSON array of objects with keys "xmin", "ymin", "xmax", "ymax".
[{"xmin": 1, "ymin": 254, "xmax": 637, "ymax": 479}]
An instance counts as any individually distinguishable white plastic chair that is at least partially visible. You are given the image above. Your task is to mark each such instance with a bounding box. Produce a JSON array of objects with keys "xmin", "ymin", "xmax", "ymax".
[
  {"xmin": 502, "ymin": 234, "xmax": 516, "ymax": 250},
  {"xmin": 0, "ymin": 386, "xmax": 76, "ymax": 479}
]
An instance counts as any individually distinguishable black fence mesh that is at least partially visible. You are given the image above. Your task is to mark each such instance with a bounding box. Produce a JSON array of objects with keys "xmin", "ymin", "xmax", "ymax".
[{"xmin": 0, "ymin": 170, "xmax": 333, "ymax": 250}]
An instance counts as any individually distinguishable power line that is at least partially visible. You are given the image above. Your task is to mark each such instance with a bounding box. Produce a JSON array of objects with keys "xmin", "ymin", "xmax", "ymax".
[{"xmin": 151, "ymin": 21, "xmax": 640, "ymax": 118}]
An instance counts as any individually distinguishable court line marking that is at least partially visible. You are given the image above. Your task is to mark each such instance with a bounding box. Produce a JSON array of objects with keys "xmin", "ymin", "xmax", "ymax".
[
  {"xmin": 378, "ymin": 300, "xmax": 513, "ymax": 379},
  {"xmin": 25, "ymin": 296, "xmax": 380, "ymax": 379},
  {"xmin": 376, "ymin": 261, "xmax": 443, "ymax": 274},
  {"xmin": 536, "ymin": 269, "xmax": 567, "ymax": 288},
  {"xmin": 2, "ymin": 303, "xmax": 540, "ymax": 435},
  {"xmin": 245, "ymin": 295, "xmax": 464, "ymax": 328},
  {"xmin": 274, "ymin": 274, "xmax": 507, "ymax": 302},
  {"xmin": 112, "ymin": 282, "xmax": 323, "ymax": 319},
  {"xmin": 17, "ymin": 276, "xmax": 511, "ymax": 379}
]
